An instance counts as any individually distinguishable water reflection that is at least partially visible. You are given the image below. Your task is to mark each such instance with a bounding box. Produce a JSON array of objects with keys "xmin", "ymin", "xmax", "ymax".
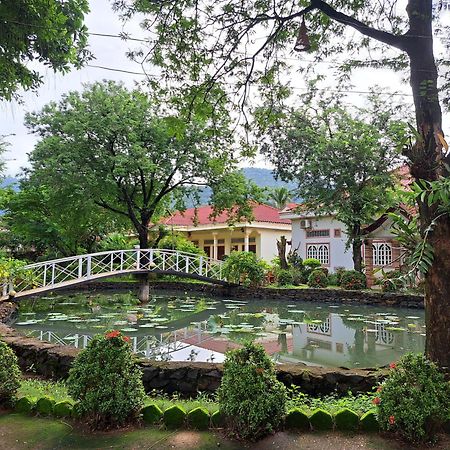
[{"xmin": 13, "ymin": 292, "xmax": 425, "ymax": 368}]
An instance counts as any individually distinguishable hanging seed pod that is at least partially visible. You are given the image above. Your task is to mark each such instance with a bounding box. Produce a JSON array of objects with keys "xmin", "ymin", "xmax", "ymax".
[{"xmin": 294, "ymin": 17, "xmax": 311, "ymax": 52}]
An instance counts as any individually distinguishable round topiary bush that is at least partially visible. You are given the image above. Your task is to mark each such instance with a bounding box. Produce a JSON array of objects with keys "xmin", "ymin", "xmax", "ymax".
[
  {"xmin": 285, "ymin": 408, "xmax": 310, "ymax": 430},
  {"xmin": 222, "ymin": 251, "xmax": 267, "ymax": 287},
  {"xmin": 15, "ymin": 396, "xmax": 35, "ymax": 414},
  {"xmin": 309, "ymin": 409, "xmax": 333, "ymax": 431},
  {"xmin": 36, "ymin": 397, "xmax": 55, "ymax": 415},
  {"xmin": 340, "ymin": 270, "xmax": 366, "ymax": 290},
  {"xmin": 187, "ymin": 407, "xmax": 210, "ymax": 430},
  {"xmin": 359, "ymin": 410, "xmax": 379, "ymax": 432},
  {"xmin": 53, "ymin": 401, "xmax": 73, "ymax": 418},
  {"xmin": 307, "ymin": 269, "xmax": 328, "ymax": 288},
  {"xmin": 218, "ymin": 342, "xmax": 286, "ymax": 440},
  {"xmin": 211, "ymin": 410, "xmax": 225, "ymax": 428},
  {"xmin": 334, "ymin": 408, "xmax": 359, "ymax": 431},
  {"xmin": 67, "ymin": 330, "xmax": 146, "ymax": 429},
  {"xmin": 376, "ymin": 353, "xmax": 450, "ymax": 443},
  {"xmin": 0, "ymin": 340, "xmax": 21, "ymax": 405},
  {"xmin": 276, "ymin": 269, "xmax": 293, "ymax": 286},
  {"xmin": 142, "ymin": 404, "xmax": 163, "ymax": 424},
  {"xmin": 163, "ymin": 405, "xmax": 186, "ymax": 429}
]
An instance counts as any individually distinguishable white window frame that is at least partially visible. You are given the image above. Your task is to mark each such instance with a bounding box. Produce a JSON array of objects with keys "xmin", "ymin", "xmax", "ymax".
[
  {"xmin": 372, "ymin": 242, "xmax": 392, "ymax": 267},
  {"xmin": 306, "ymin": 243, "xmax": 330, "ymax": 265}
]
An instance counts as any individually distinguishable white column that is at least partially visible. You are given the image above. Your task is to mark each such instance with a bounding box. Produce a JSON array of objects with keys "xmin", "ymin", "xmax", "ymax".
[
  {"xmin": 244, "ymin": 229, "xmax": 250, "ymax": 252},
  {"xmin": 212, "ymin": 232, "xmax": 218, "ymax": 260}
]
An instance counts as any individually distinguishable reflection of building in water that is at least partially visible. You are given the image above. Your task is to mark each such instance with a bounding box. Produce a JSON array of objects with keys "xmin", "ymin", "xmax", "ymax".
[{"xmin": 276, "ymin": 313, "xmax": 425, "ymax": 368}]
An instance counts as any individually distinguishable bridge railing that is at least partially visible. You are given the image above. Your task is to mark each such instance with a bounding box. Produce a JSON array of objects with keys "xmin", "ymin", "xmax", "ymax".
[{"xmin": 1, "ymin": 248, "xmax": 225, "ymax": 298}]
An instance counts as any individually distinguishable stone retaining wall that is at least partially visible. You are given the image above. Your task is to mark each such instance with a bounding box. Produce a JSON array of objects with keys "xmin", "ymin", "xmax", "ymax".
[{"xmin": 0, "ymin": 323, "xmax": 387, "ymax": 396}]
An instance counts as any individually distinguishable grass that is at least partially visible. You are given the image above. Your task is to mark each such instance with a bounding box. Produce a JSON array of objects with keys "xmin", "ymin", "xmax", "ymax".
[
  {"xmin": 287, "ymin": 387, "xmax": 376, "ymax": 415},
  {"xmin": 18, "ymin": 379, "xmax": 71, "ymax": 403}
]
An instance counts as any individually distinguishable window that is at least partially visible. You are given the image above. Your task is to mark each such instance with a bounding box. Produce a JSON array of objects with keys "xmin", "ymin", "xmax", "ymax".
[
  {"xmin": 306, "ymin": 244, "xmax": 330, "ymax": 265},
  {"xmin": 373, "ymin": 242, "xmax": 392, "ymax": 266},
  {"xmin": 334, "ymin": 229, "xmax": 341, "ymax": 238},
  {"xmin": 306, "ymin": 229, "xmax": 330, "ymax": 238}
]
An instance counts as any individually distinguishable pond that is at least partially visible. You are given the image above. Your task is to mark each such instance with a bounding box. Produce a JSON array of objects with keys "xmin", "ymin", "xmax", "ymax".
[{"xmin": 12, "ymin": 290, "xmax": 425, "ymax": 368}]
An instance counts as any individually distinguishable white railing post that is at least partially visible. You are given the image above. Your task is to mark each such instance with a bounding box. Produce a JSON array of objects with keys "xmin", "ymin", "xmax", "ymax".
[
  {"xmin": 149, "ymin": 249, "xmax": 154, "ymax": 267},
  {"xmin": 162, "ymin": 251, "xmax": 166, "ymax": 271},
  {"xmin": 78, "ymin": 257, "xmax": 83, "ymax": 279},
  {"xmin": 120, "ymin": 251, "xmax": 124, "ymax": 271},
  {"xmin": 176, "ymin": 253, "xmax": 179, "ymax": 271},
  {"xmin": 110, "ymin": 252, "xmax": 114, "ymax": 272},
  {"xmin": 43, "ymin": 264, "xmax": 47, "ymax": 286},
  {"xmin": 51, "ymin": 263, "xmax": 56, "ymax": 286},
  {"xmin": 185, "ymin": 256, "xmax": 189, "ymax": 273},
  {"xmin": 86, "ymin": 256, "xmax": 92, "ymax": 279},
  {"xmin": 199, "ymin": 256, "xmax": 203, "ymax": 276},
  {"xmin": 136, "ymin": 249, "xmax": 141, "ymax": 270}
]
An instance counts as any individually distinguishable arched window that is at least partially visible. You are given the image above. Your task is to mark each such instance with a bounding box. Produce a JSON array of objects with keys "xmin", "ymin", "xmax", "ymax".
[
  {"xmin": 372, "ymin": 242, "xmax": 392, "ymax": 266},
  {"xmin": 306, "ymin": 244, "xmax": 329, "ymax": 265}
]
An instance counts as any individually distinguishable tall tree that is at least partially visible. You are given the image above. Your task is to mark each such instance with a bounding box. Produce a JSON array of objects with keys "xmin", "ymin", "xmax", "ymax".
[
  {"xmin": 262, "ymin": 93, "xmax": 406, "ymax": 272},
  {"xmin": 0, "ymin": 0, "xmax": 91, "ymax": 100},
  {"xmin": 113, "ymin": 0, "xmax": 450, "ymax": 368}
]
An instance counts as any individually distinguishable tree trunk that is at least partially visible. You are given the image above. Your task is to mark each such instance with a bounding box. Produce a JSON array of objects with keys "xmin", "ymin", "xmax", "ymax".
[
  {"xmin": 404, "ymin": 0, "xmax": 449, "ymax": 369},
  {"xmin": 137, "ymin": 223, "xmax": 150, "ymax": 303},
  {"xmin": 352, "ymin": 238, "xmax": 363, "ymax": 273},
  {"xmin": 277, "ymin": 236, "xmax": 289, "ymax": 270}
]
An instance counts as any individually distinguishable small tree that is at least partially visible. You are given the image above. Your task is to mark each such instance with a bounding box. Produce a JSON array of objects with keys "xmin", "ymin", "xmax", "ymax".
[{"xmin": 0, "ymin": 341, "xmax": 21, "ymax": 405}]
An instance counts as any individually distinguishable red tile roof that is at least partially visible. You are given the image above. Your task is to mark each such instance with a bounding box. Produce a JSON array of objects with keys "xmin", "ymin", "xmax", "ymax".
[{"xmin": 162, "ymin": 204, "xmax": 291, "ymax": 226}]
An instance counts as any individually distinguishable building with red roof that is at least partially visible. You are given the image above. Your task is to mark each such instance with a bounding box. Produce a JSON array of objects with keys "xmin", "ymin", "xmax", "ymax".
[{"xmin": 161, "ymin": 203, "xmax": 291, "ymax": 262}]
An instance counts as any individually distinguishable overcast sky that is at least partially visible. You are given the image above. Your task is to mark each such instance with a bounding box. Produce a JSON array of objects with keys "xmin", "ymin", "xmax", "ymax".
[{"xmin": 0, "ymin": 1, "xmax": 448, "ymax": 177}]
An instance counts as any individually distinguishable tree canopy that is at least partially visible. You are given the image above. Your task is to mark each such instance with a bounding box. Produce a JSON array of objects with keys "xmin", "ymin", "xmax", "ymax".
[
  {"xmin": 24, "ymin": 81, "xmax": 250, "ymax": 249},
  {"xmin": 262, "ymin": 93, "xmax": 408, "ymax": 270},
  {"xmin": 0, "ymin": 0, "xmax": 91, "ymax": 100}
]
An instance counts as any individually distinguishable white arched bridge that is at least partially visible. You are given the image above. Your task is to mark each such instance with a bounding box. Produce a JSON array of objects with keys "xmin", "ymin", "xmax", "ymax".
[{"xmin": 0, "ymin": 249, "xmax": 227, "ymax": 300}]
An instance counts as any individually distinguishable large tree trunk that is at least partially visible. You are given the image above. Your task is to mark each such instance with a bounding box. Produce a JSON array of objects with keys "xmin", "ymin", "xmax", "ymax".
[
  {"xmin": 137, "ymin": 223, "xmax": 150, "ymax": 303},
  {"xmin": 352, "ymin": 238, "xmax": 363, "ymax": 273},
  {"xmin": 277, "ymin": 236, "xmax": 289, "ymax": 270},
  {"xmin": 405, "ymin": 0, "xmax": 450, "ymax": 369}
]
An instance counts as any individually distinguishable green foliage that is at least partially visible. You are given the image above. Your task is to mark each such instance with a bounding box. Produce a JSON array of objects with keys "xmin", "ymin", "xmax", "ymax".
[
  {"xmin": 53, "ymin": 401, "xmax": 73, "ymax": 418},
  {"xmin": 301, "ymin": 258, "xmax": 322, "ymax": 283},
  {"xmin": 379, "ymin": 270, "xmax": 403, "ymax": 293},
  {"xmin": 15, "ymin": 396, "xmax": 35, "ymax": 414},
  {"xmin": 307, "ymin": 269, "xmax": 328, "ymax": 288},
  {"xmin": 158, "ymin": 233, "xmax": 205, "ymax": 255},
  {"xmin": 309, "ymin": 409, "xmax": 334, "ymax": 431},
  {"xmin": 0, "ymin": 258, "xmax": 37, "ymax": 290},
  {"xmin": 0, "ymin": 340, "xmax": 21, "ymax": 404},
  {"xmin": 163, "ymin": 405, "xmax": 186, "ymax": 429},
  {"xmin": 340, "ymin": 270, "xmax": 366, "ymax": 290},
  {"xmin": 266, "ymin": 186, "xmax": 292, "ymax": 210},
  {"xmin": 276, "ymin": 268, "xmax": 293, "ymax": 286},
  {"xmin": 187, "ymin": 406, "xmax": 210, "ymax": 430},
  {"xmin": 67, "ymin": 330, "xmax": 146, "ymax": 429},
  {"xmin": 218, "ymin": 342, "xmax": 287, "ymax": 440},
  {"xmin": 334, "ymin": 408, "xmax": 359, "ymax": 431},
  {"xmin": 285, "ymin": 408, "xmax": 310, "ymax": 430},
  {"xmin": 98, "ymin": 233, "xmax": 138, "ymax": 252},
  {"xmin": 359, "ymin": 410, "xmax": 379, "ymax": 432},
  {"xmin": 377, "ymin": 353, "xmax": 450, "ymax": 443},
  {"xmin": 36, "ymin": 397, "xmax": 55, "ymax": 415},
  {"xmin": 142, "ymin": 404, "xmax": 163, "ymax": 424},
  {"xmin": 210, "ymin": 410, "xmax": 225, "ymax": 428},
  {"xmin": 222, "ymin": 251, "xmax": 267, "ymax": 287},
  {"xmin": 0, "ymin": 1, "xmax": 91, "ymax": 101}
]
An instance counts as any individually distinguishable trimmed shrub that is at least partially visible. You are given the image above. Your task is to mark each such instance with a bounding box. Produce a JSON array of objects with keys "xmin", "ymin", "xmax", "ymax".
[
  {"xmin": 285, "ymin": 408, "xmax": 310, "ymax": 430},
  {"xmin": 276, "ymin": 269, "xmax": 293, "ymax": 286},
  {"xmin": 54, "ymin": 401, "xmax": 73, "ymax": 418},
  {"xmin": 15, "ymin": 396, "xmax": 35, "ymax": 414},
  {"xmin": 0, "ymin": 340, "xmax": 21, "ymax": 405},
  {"xmin": 67, "ymin": 330, "xmax": 146, "ymax": 430},
  {"xmin": 360, "ymin": 410, "xmax": 379, "ymax": 432},
  {"xmin": 164, "ymin": 405, "xmax": 186, "ymax": 429},
  {"xmin": 222, "ymin": 251, "xmax": 267, "ymax": 287},
  {"xmin": 334, "ymin": 408, "xmax": 359, "ymax": 431},
  {"xmin": 211, "ymin": 410, "xmax": 225, "ymax": 428},
  {"xmin": 36, "ymin": 397, "xmax": 55, "ymax": 415},
  {"xmin": 218, "ymin": 342, "xmax": 287, "ymax": 440},
  {"xmin": 142, "ymin": 404, "xmax": 163, "ymax": 424},
  {"xmin": 307, "ymin": 269, "xmax": 328, "ymax": 288},
  {"xmin": 187, "ymin": 407, "xmax": 210, "ymax": 430},
  {"xmin": 376, "ymin": 353, "xmax": 450, "ymax": 443},
  {"xmin": 340, "ymin": 270, "xmax": 366, "ymax": 290},
  {"xmin": 309, "ymin": 409, "xmax": 333, "ymax": 431},
  {"xmin": 327, "ymin": 273, "xmax": 339, "ymax": 286}
]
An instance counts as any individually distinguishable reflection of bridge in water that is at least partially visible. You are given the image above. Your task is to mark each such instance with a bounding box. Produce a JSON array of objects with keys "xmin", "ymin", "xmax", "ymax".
[
  {"xmin": 26, "ymin": 323, "xmax": 223, "ymax": 362},
  {"xmin": 1, "ymin": 248, "xmax": 228, "ymax": 300}
]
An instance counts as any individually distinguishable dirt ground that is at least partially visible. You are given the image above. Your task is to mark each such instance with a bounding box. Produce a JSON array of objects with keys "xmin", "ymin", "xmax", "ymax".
[{"xmin": 0, "ymin": 413, "xmax": 448, "ymax": 450}]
